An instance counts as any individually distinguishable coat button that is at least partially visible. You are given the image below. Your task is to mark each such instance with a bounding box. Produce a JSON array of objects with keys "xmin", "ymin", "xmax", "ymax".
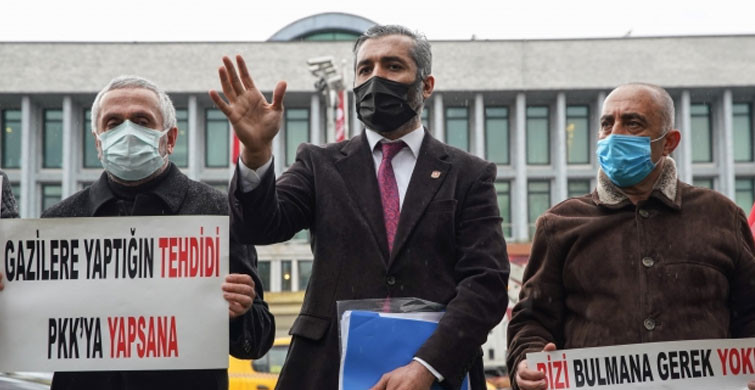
[
  {"xmin": 642, "ymin": 257, "xmax": 655, "ymax": 268},
  {"xmin": 638, "ymin": 209, "xmax": 650, "ymax": 218},
  {"xmin": 643, "ymin": 318, "xmax": 656, "ymax": 331},
  {"xmin": 386, "ymin": 276, "xmax": 396, "ymax": 286}
]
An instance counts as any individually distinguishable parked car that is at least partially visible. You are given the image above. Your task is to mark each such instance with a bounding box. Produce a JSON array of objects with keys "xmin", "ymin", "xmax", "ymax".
[
  {"xmin": 228, "ymin": 336, "xmax": 290, "ymax": 390},
  {"xmin": 228, "ymin": 336, "xmax": 498, "ymax": 390}
]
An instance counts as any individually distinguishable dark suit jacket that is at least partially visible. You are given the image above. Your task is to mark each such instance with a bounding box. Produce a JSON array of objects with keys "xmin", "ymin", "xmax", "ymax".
[{"xmin": 230, "ymin": 131, "xmax": 509, "ymax": 389}]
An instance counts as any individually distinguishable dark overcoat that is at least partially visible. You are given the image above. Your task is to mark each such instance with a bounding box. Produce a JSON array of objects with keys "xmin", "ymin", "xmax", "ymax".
[
  {"xmin": 1, "ymin": 170, "xmax": 18, "ymax": 218},
  {"xmin": 43, "ymin": 163, "xmax": 275, "ymax": 390}
]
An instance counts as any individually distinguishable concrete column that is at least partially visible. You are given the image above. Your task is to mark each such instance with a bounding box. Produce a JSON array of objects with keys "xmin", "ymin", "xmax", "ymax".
[
  {"xmin": 554, "ymin": 92, "xmax": 567, "ymax": 202},
  {"xmin": 719, "ymin": 90, "xmax": 735, "ymax": 200},
  {"xmin": 61, "ymin": 97, "xmax": 78, "ymax": 198},
  {"xmin": 187, "ymin": 96, "xmax": 200, "ymax": 181},
  {"xmin": 351, "ymin": 91, "xmax": 362, "ymax": 137},
  {"xmin": 676, "ymin": 91, "xmax": 693, "ymax": 184},
  {"xmin": 514, "ymin": 93, "xmax": 528, "ymax": 242},
  {"xmin": 590, "ymin": 92, "xmax": 606, "ymax": 170},
  {"xmin": 270, "ymin": 259, "xmax": 282, "ymax": 292},
  {"xmin": 595, "ymin": 92, "xmax": 606, "ymax": 118},
  {"xmin": 474, "ymin": 93, "xmax": 485, "ymax": 158},
  {"xmin": 20, "ymin": 97, "xmax": 38, "ymax": 218},
  {"xmin": 272, "ymin": 132, "xmax": 282, "ymax": 175},
  {"xmin": 593, "ymin": 92, "xmax": 606, "ymax": 170},
  {"xmin": 310, "ymin": 94, "xmax": 321, "ymax": 146},
  {"xmin": 433, "ymin": 94, "xmax": 444, "ymax": 141}
]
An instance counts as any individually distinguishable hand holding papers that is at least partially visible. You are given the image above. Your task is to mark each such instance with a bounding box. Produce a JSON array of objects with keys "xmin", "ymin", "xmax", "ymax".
[{"xmin": 338, "ymin": 309, "xmax": 469, "ymax": 390}]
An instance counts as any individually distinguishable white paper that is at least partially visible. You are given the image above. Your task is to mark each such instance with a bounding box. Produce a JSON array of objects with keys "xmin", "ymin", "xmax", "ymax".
[
  {"xmin": 527, "ymin": 337, "xmax": 755, "ymax": 389},
  {"xmin": 0, "ymin": 215, "xmax": 230, "ymax": 372}
]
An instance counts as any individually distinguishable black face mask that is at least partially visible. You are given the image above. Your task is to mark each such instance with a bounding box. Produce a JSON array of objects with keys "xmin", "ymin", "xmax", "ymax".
[{"xmin": 353, "ymin": 76, "xmax": 418, "ymax": 133}]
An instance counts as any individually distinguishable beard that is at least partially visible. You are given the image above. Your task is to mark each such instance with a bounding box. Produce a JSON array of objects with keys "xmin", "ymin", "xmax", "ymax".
[{"xmin": 407, "ymin": 76, "xmax": 425, "ymax": 118}]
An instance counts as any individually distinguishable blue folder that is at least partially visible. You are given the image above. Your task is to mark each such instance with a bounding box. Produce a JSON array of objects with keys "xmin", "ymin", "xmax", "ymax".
[{"xmin": 340, "ymin": 310, "xmax": 469, "ymax": 390}]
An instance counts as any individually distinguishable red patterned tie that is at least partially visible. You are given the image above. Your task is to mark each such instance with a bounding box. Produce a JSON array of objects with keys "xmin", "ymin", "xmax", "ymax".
[{"xmin": 377, "ymin": 141, "xmax": 406, "ymax": 253}]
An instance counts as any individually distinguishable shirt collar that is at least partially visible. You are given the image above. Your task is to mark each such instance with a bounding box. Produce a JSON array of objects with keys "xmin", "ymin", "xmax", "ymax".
[{"xmin": 365, "ymin": 126, "xmax": 425, "ymax": 158}]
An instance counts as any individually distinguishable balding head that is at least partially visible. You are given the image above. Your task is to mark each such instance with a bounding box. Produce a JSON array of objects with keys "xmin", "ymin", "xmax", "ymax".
[{"xmin": 607, "ymin": 83, "xmax": 675, "ymax": 132}]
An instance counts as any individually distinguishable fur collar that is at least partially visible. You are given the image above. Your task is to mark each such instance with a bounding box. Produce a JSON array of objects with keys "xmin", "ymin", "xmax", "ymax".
[{"xmin": 596, "ymin": 157, "xmax": 678, "ymax": 206}]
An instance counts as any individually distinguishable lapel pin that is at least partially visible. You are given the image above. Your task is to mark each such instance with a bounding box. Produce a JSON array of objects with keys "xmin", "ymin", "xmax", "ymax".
[{"xmin": 431, "ymin": 171, "xmax": 441, "ymax": 179}]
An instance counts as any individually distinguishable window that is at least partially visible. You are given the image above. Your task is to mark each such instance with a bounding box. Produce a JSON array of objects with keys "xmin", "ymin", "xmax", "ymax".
[
  {"xmin": 173, "ymin": 109, "xmax": 189, "ymax": 167},
  {"xmin": 527, "ymin": 106, "xmax": 550, "ymax": 164},
  {"xmin": 292, "ymin": 229, "xmax": 309, "ymax": 242},
  {"xmin": 421, "ymin": 108, "xmax": 430, "ymax": 129},
  {"xmin": 285, "ymin": 109, "xmax": 309, "ymax": 166},
  {"xmin": 693, "ymin": 178, "xmax": 714, "ymax": 189},
  {"xmin": 691, "ymin": 104, "xmax": 712, "ymax": 163},
  {"xmin": 298, "ymin": 260, "xmax": 313, "ymax": 291},
  {"xmin": 252, "ymin": 343, "xmax": 289, "ymax": 374},
  {"xmin": 258, "ymin": 260, "xmax": 271, "ymax": 292},
  {"xmin": 495, "ymin": 181, "xmax": 512, "ymax": 238},
  {"xmin": 43, "ymin": 110, "xmax": 63, "ymax": 168},
  {"xmin": 735, "ymin": 178, "xmax": 755, "ymax": 213},
  {"xmin": 41, "ymin": 184, "xmax": 62, "ymax": 213},
  {"xmin": 203, "ymin": 182, "xmax": 228, "ymax": 194},
  {"xmin": 566, "ymin": 105, "xmax": 590, "ymax": 164},
  {"xmin": 205, "ymin": 109, "xmax": 229, "ymax": 168},
  {"xmin": 528, "ymin": 181, "xmax": 551, "ymax": 238},
  {"xmin": 280, "ymin": 260, "xmax": 292, "ymax": 291},
  {"xmin": 733, "ymin": 103, "xmax": 753, "ymax": 162},
  {"xmin": 302, "ymin": 31, "xmax": 361, "ymax": 41},
  {"xmin": 485, "ymin": 107, "xmax": 509, "ymax": 164},
  {"xmin": 2, "ymin": 110, "xmax": 22, "ymax": 168},
  {"xmin": 82, "ymin": 110, "xmax": 100, "ymax": 168},
  {"xmin": 445, "ymin": 107, "xmax": 469, "ymax": 151},
  {"xmin": 567, "ymin": 179, "xmax": 591, "ymax": 198}
]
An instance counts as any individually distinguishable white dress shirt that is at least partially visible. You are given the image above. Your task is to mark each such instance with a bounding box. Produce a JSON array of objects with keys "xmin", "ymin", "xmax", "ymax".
[
  {"xmin": 237, "ymin": 126, "xmax": 425, "ymax": 198},
  {"xmin": 364, "ymin": 126, "xmax": 424, "ymax": 210},
  {"xmin": 236, "ymin": 126, "xmax": 444, "ymax": 382}
]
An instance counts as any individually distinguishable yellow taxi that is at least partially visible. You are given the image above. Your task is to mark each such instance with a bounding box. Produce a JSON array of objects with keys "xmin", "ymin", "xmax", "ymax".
[
  {"xmin": 229, "ymin": 336, "xmax": 499, "ymax": 390},
  {"xmin": 229, "ymin": 336, "xmax": 290, "ymax": 390}
]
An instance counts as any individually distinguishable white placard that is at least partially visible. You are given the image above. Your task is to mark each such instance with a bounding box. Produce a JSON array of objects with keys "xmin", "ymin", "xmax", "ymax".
[
  {"xmin": 0, "ymin": 215, "xmax": 229, "ymax": 372},
  {"xmin": 528, "ymin": 338, "xmax": 755, "ymax": 389}
]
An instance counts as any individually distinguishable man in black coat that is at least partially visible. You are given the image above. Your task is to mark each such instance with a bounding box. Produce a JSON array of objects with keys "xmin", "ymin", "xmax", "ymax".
[
  {"xmin": 0, "ymin": 169, "xmax": 19, "ymax": 292},
  {"xmin": 37, "ymin": 75, "xmax": 275, "ymax": 390},
  {"xmin": 210, "ymin": 25, "xmax": 510, "ymax": 390},
  {"xmin": 0, "ymin": 170, "xmax": 18, "ymax": 219}
]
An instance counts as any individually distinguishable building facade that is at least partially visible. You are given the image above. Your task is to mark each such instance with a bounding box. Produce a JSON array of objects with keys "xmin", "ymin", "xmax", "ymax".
[{"xmin": 2, "ymin": 19, "xmax": 755, "ymax": 366}]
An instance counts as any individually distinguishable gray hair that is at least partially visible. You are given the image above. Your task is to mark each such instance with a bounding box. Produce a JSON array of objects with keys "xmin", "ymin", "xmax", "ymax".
[
  {"xmin": 353, "ymin": 24, "xmax": 432, "ymax": 82},
  {"xmin": 90, "ymin": 75, "xmax": 176, "ymax": 133},
  {"xmin": 616, "ymin": 82, "xmax": 675, "ymax": 131}
]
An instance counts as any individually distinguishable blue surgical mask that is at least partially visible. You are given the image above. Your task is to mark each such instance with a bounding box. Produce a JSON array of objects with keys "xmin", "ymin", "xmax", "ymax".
[
  {"xmin": 596, "ymin": 133, "xmax": 666, "ymax": 187},
  {"xmin": 97, "ymin": 120, "xmax": 170, "ymax": 181}
]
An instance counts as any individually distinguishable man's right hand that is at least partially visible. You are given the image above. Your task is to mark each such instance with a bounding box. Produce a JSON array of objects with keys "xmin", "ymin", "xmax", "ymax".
[
  {"xmin": 209, "ymin": 55, "xmax": 287, "ymax": 169},
  {"xmin": 515, "ymin": 343, "xmax": 557, "ymax": 390}
]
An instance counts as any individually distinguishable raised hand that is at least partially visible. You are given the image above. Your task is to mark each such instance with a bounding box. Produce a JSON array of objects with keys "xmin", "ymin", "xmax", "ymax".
[{"xmin": 209, "ymin": 55, "xmax": 287, "ymax": 169}]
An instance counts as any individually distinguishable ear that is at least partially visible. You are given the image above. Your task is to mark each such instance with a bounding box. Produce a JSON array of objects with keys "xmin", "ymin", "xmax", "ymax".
[
  {"xmin": 166, "ymin": 127, "xmax": 178, "ymax": 155},
  {"xmin": 662, "ymin": 129, "xmax": 681, "ymax": 156},
  {"xmin": 421, "ymin": 75, "xmax": 435, "ymax": 100}
]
